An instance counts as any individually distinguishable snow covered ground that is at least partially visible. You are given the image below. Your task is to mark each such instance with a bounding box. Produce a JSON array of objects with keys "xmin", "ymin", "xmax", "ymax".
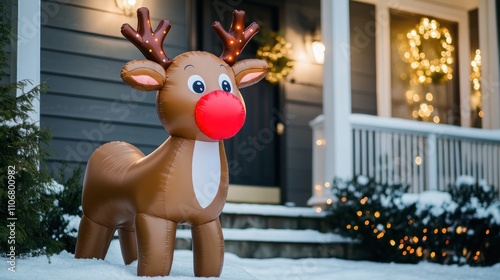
[{"xmin": 1, "ymin": 240, "xmax": 499, "ymax": 280}]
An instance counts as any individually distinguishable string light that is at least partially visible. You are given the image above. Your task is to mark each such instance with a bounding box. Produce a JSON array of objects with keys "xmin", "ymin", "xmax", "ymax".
[
  {"xmin": 336, "ymin": 180, "xmax": 495, "ymax": 265},
  {"xmin": 470, "ymin": 49, "xmax": 483, "ymax": 119},
  {"xmin": 360, "ymin": 197, "xmax": 368, "ymax": 205}
]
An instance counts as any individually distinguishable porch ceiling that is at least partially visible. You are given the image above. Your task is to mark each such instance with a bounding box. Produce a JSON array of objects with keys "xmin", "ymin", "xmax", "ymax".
[
  {"xmin": 415, "ymin": 0, "xmax": 478, "ymax": 10},
  {"xmin": 356, "ymin": 0, "xmax": 478, "ymax": 11}
]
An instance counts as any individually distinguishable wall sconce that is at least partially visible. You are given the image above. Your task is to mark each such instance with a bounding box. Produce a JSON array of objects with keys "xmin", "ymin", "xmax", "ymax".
[
  {"xmin": 116, "ymin": 0, "xmax": 143, "ymax": 16},
  {"xmin": 311, "ymin": 40, "xmax": 325, "ymax": 64}
]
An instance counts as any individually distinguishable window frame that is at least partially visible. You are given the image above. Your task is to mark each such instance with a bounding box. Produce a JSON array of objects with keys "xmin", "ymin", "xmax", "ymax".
[{"xmin": 354, "ymin": 0, "xmax": 472, "ymax": 126}]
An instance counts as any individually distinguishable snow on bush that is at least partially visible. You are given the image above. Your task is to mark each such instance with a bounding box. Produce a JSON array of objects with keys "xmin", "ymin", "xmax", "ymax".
[{"xmin": 326, "ymin": 176, "xmax": 500, "ymax": 266}]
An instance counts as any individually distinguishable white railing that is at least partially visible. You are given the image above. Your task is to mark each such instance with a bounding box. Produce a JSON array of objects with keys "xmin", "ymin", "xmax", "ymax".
[{"xmin": 309, "ymin": 114, "xmax": 500, "ymax": 206}]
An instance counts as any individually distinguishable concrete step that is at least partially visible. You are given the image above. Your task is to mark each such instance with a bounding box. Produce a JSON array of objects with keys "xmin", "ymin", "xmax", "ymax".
[
  {"xmin": 174, "ymin": 203, "xmax": 361, "ymax": 259},
  {"xmin": 219, "ymin": 203, "xmax": 331, "ymax": 232},
  {"xmin": 175, "ymin": 228, "xmax": 360, "ymax": 259}
]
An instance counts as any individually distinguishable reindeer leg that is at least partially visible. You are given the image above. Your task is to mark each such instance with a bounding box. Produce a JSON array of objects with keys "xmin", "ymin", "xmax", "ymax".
[
  {"xmin": 118, "ymin": 228, "xmax": 137, "ymax": 264},
  {"xmin": 191, "ymin": 218, "xmax": 224, "ymax": 277},
  {"xmin": 75, "ymin": 215, "xmax": 115, "ymax": 260},
  {"xmin": 135, "ymin": 213, "xmax": 177, "ymax": 277}
]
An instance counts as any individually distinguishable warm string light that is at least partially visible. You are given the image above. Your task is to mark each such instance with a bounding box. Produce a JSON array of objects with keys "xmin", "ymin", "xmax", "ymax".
[
  {"xmin": 470, "ymin": 49, "xmax": 483, "ymax": 118},
  {"xmin": 337, "ymin": 184, "xmax": 492, "ymax": 264},
  {"xmin": 342, "ymin": 203, "xmax": 492, "ymax": 262}
]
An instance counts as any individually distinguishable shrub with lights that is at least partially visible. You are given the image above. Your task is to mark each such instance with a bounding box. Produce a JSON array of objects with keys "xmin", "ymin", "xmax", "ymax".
[{"xmin": 326, "ymin": 176, "xmax": 500, "ymax": 266}]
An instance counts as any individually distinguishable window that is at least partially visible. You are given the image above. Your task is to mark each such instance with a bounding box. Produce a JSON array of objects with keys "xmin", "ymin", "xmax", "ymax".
[{"xmin": 390, "ymin": 9, "xmax": 460, "ymax": 125}]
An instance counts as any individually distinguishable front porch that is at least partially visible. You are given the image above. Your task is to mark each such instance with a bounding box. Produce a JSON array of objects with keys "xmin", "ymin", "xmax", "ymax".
[
  {"xmin": 310, "ymin": 0, "xmax": 500, "ymax": 207},
  {"xmin": 308, "ymin": 113, "xmax": 500, "ymax": 207}
]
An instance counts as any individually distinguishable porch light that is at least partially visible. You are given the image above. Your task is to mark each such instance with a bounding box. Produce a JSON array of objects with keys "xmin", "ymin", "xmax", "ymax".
[
  {"xmin": 311, "ymin": 41, "xmax": 325, "ymax": 64},
  {"xmin": 116, "ymin": 0, "xmax": 143, "ymax": 16},
  {"xmin": 315, "ymin": 139, "xmax": 326, "ymax": 146}
]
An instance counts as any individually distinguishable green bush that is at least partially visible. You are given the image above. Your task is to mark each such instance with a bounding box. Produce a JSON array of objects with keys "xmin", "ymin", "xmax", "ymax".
[
  {"xmin": 326, "ymin": 176, "xmax": 500, "ymax": 266},
  {"xmin": 45, "ymin": 165, "xmax": 83, "ymax": 254},
  {"xmin": 0, "ymin": 80, "xmax": 63, "ymax": 256}
]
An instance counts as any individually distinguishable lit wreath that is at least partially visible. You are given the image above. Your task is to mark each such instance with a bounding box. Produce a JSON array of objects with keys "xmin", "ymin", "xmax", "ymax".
[
  {"xmin": 402, "ymin": 18, "xmax": 455, "ymax": 84},
  {"xmin": 256, "ymin": 32, "xmax": 294, "ymax": 84}
]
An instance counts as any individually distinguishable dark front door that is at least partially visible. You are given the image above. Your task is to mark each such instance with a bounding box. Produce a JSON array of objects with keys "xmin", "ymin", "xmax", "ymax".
[{"xmin": 197, "ymin": 0, "xmax": 283, "ymax": 188}]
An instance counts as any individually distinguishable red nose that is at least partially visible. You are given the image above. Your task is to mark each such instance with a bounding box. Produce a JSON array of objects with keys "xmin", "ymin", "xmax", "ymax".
[{"xmin": 195, "ymin": 90, "xmax": 246, "ymax": 140}]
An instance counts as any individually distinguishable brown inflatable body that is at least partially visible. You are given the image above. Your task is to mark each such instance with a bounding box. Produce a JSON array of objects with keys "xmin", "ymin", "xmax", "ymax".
[{"xmin": 74, "ymin": 8, "xmax": 267, "ymax": 277}]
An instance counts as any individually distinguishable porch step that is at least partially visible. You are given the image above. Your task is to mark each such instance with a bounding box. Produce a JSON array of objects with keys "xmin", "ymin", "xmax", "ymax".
[
  {"xmin": 175, "ymin": 228, "xmax": 358, "ymax": 259},
  {"xmin": 220, "ymin": 203, "xmax": 331, "ymax": 232},
  {"xmin": 175, "ymin": 203, "xmax": 361, "ymax": 259}
]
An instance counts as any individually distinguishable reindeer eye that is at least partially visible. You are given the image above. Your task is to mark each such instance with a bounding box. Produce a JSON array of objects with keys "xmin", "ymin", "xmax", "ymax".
[
  {"xmin": 218, "ymin": 73, "xmax": 233, "ymax": 93},
  {"xmin": 187, "ymin": 75, "xmax": 205, "ymax": 94}
]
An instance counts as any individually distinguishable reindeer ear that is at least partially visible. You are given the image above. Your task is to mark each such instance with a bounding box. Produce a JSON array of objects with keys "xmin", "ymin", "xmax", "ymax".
[
  {"xmin": 232, "ymin": 59, "xmax": 268, "ymax": 89},
  {"xmin": 120, "ymin": 60, "xmax": 166, "ymax": 91}
]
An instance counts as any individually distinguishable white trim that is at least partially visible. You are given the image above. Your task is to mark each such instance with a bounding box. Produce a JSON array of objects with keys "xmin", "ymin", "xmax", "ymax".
[
  {"xmin": 355, "ymin": 0, "xmax": 478, "ymax": 10},
  {"xmin": 375, "ymin": 0, "xmax": 391, "ymax": 117},
  {"xmin": 479, "ymin": 0, "xmax": 500, "ymax": 129},
  {"xmin": 16, "ymin": 0, "xmax": 41, "ymax": 125},
  {"xmin": 321, "ymin": 0, "xmax": 353, "ymax": 182},
  {"xmin": 349, "ymin": 114, "xmax": 500, "ymax": 140}
]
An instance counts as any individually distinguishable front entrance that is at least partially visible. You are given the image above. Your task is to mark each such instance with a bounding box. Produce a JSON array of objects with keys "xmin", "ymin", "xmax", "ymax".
[{"xmin": 197, "ymin": 0, "xmax": 284, "ymax": 202}]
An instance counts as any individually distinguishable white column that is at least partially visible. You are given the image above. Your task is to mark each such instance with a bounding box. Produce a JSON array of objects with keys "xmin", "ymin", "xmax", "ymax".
[
  {"xmin": 479, "ymin": 0, "xmax": 500, "ymax": 129},
  {"xmin": 458, "ymin": 6, "xmax": 471, "ymax": 127},
  {"xmin": 426, "ymin": 133, "xmax": 438, "ymax": 190},
  {"xmin": 321, "ymin": 0, "xmax": 353, "ymax": 183},
  {"xmin": 375, "ymin": 0, "xmax": 391, "ymax": 118},
  {"xmin": 16, "ymin": 0, "xmax": 41, "ymax": 125}
]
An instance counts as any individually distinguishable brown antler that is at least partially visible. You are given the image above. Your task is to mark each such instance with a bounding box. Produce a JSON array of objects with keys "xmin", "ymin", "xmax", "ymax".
[
  {"xmin": 121, "ymin": 7, "xmax": 173, "ymax": 69},
  {"xmin": 212, "ymin": 10, "xmax": 260, "ymax": 66}
]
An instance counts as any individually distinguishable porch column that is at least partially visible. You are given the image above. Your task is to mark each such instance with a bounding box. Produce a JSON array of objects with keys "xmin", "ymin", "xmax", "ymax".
[
  {"xmin": 321, "ymin": 0, "xmax": 353, "ymax": 183},
  {"xmin": 479, "ymin": 0, "xmax": 500, "ymax": 129},
  {"xmin": 15, "ymin": 0, "xmax": 41, "ymax": 125}
]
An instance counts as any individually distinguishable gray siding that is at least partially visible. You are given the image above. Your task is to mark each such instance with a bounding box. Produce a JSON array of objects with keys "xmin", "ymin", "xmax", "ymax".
[
  {"xmin": 40, "ymin": 0, "xmax": 188, "ymax": 176},
  {"xmin": 350, "ymin": 1, "xmax": 377, "ymax": 115},
  {"xmin": 282, "ymin": 0, "xmax": 323, "ymax": 206},
  {"xmin": 3, "ymin": 0, "xmax": 15, "ymax": 84}
]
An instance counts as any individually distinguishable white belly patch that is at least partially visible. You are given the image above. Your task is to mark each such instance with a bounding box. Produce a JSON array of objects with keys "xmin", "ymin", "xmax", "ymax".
[{"xmin": 192, "ymin": 141, "xmax": 221, "ymax": 208}]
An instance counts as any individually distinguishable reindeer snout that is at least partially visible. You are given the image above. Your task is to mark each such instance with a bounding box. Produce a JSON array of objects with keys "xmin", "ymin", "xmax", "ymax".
[{"xmin": 195, "ymin": 90, "xmax": 245, "ymax": 140}]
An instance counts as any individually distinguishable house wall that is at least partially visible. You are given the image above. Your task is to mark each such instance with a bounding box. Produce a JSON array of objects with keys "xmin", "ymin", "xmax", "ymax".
[
  {"xmin": 2, "ymin": 0, "xmax": 15, "ymax": 85},
  {"xmin": 282, "ymin": 0, "xmax": 323, "ymax": 205},
  {"xmin": 350, "ymin": 1, "xmax": 377, "ymax": 115},
  {"xmin": 40, "ymin": 0, "xmax": 188, "ymax": 177}
]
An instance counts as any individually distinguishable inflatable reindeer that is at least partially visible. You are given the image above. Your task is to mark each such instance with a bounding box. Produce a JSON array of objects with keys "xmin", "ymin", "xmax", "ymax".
[{"xmin": 74, "ymin": 7, "xmax": 267, "ymax": 277}]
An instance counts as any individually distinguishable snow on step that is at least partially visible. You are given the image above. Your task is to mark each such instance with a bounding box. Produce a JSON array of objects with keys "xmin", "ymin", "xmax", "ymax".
[
  {"xmin": 176, "ymin": 228, "xmax": 351, "ymax": 244},
  {"xmin": 222, "ymin": 203, "xmax": 326, "ymax": 218}
]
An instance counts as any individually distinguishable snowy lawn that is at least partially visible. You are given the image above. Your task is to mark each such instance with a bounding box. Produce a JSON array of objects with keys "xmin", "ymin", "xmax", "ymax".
[{"xmin": 1, "ymin": 240, "xmax": 499, "ymax": 280}]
